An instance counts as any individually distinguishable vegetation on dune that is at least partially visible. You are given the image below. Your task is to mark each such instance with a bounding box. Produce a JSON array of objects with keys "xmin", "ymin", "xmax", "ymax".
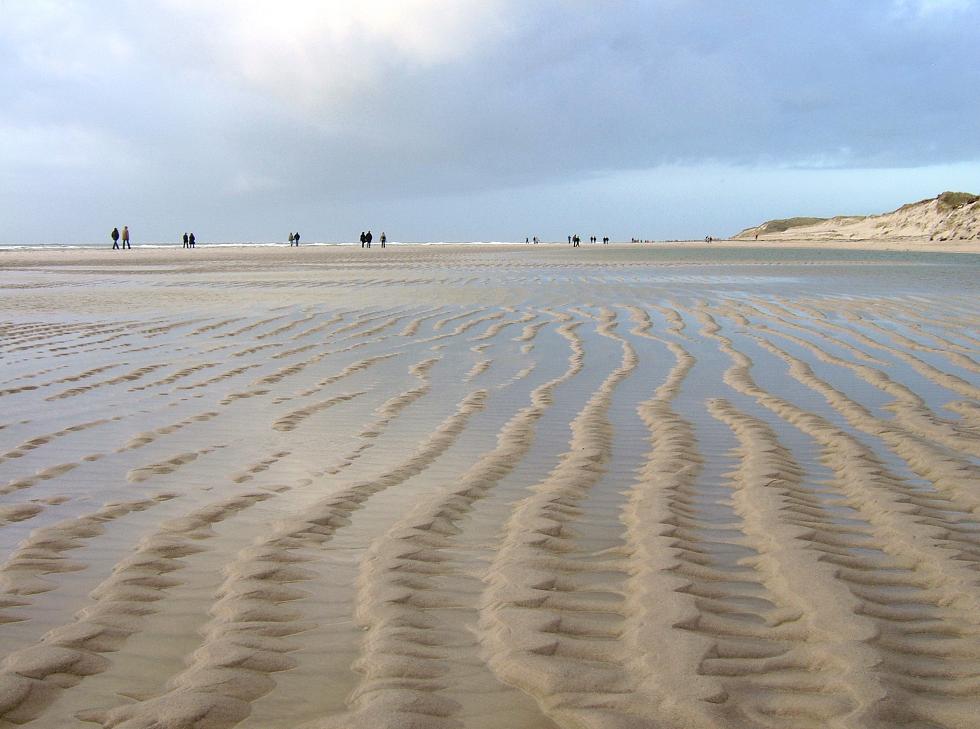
[
  {"xmin": 937, "ymin": 191, "xmax": 979, "ymax": 210},
  {"xmin": 736, "ymin": 217, "xmax": 827, "ymax": 238}
]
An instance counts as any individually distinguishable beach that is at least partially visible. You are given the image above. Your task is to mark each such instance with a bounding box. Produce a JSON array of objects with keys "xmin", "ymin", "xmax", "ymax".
[{"xmin": 1, "ymin": 243, "xmax": 978, "ymax": 729}]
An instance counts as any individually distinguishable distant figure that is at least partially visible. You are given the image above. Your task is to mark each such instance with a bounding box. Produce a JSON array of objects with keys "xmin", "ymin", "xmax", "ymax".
[
  {"xmin": 288, "ymin": 232, "xmax": 294, "ymax": 246},
  {"xmin": 189, "ymin": 232, "xmax": 196, "ymax": 248},
  {"xmin": 754, "ymin": 233, "xmax": 759, "ymax": 241},
  {"xmin": 572, "ymin": 234, "xmax": 580, "ymax": 247},
  {"xmin": 183, "ymin": 232, "xmax": 189, "ymax": 248},
  {"xmin": 294, "ymin": 231, "xmax": 300, "ymax": 246},
  {"xmin": 526, "ymin": 237, "xmax": 530, "ymax": 244},
  {"xmin": 360, "ymin": 231, "xmax": 366, "ymax": 248},
  {"xmin": 366, "ymin": 230, "xmax": 373, "ymax": 248},
  {"xmin": 533, "ymin": 236, "xmax": 539, "ymax": 244},
  {"xmin": 111, "ymin": 227, "xmax": 120, "ymax": 249},
  {"xmin": 568, "ymin": 235, "xmax": 572, "ymax": 244},
  {"xmin": 122, "ymin": 225, "xmax": 131, "ymax": 249},
  {"xmin": 380, "ymin": 232, "xmax": 386, "ymax": 248},
  {"xmin": 603, "ymin": 236, "xmax": 609, "ymax": 244}
]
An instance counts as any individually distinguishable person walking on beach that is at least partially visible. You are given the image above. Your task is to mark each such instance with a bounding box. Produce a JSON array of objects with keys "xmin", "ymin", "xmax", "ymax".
[
  {"xmin": 111, "ymin": 227, "xmax": 120, "ymax": 249},
  {"xmin": 360, "ymin": 232, "xmax": 366, "ymax": 248},
  {"xmin": 380, "ymin": 232, "xmax": 386, "ymax": 248},
  {"xmin": 288, "ymin": 232, "xmax": 294, "ymax": 246},
  {"xmin": 294, "ymin": 231, "xmax": 300, "ymax": 246},
  {"xmin": 366, "ymin": 230, "xmax": 373, "ymax": 248},
  {"xmin": 121, "ymin": 226, "xmax": 131, "ymax": 249},
  {"xmin": 188, "ymin": 232, "xmax": 196, "ymax": 248},
  {"xmin": 183, "ymin": 232, "xmax": 189, "ymax": 248}
]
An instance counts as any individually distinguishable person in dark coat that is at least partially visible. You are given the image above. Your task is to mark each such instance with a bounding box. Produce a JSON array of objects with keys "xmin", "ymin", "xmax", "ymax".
[
  {"xmin": 183, "ymin": 232, "xmax": 189, "ymax": 248},
  {"xmin": 111, "ymin": 227, "xmax": 120, "ymax": 249},
  {"xmin": 189, "ymin": 232, "xmax": 196, "ymax": 248}
]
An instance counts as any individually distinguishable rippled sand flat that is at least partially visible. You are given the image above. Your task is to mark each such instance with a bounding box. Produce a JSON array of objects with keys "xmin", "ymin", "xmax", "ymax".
[{"xmin": 0, "ymin": 244, "xmax": 978, "ymax": 729}]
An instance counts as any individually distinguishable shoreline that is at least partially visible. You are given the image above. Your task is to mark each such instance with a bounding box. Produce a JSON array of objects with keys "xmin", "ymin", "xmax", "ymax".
[{"xmin": 1, "ymin": 238, "xmax": 978, "ymax": 265}]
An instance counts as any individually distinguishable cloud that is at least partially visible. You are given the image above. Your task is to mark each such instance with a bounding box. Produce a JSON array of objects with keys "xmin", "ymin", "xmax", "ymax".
[
  {"xmin": 1, "ymin": 1, "xmax": 979, "ymax": 243},
  {"xmin": 893, "ymin": 0, "xmax": 975, "ymax": 17},
  {"xmin": 157, "ymin": 0, "xmax": 511, "ymax": 108}
]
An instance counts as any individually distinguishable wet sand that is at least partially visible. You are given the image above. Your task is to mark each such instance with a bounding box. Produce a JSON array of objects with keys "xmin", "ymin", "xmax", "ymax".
[{"xmin": 0, "ymin": 244, "xmax": 978, "ymax": 728}]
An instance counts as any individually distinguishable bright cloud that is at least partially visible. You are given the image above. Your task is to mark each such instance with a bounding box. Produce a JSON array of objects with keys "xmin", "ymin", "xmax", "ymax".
[{"xmin": 1, "ymin": 1, "xmax": 978, "ymax": 243}]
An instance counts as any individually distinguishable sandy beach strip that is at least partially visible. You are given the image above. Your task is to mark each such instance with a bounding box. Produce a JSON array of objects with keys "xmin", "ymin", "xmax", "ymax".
[{"xmin": 0, "ymin": 244, "xmax": 978, "ymax": 728}]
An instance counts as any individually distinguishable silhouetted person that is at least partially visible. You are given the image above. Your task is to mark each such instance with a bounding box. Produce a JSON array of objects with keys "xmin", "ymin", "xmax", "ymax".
[
  {"xmin": 360, "ymin": 232, "xmax": 366, "ymax": 248},
  {"xmin": 111, "ymin": 227, "xmax": 120, "ymax": 249},
  {"xmin": 288, "ymin": 232, "xmax": 294, "ymax": 245},
  {"xmin": 380, "ymin": 232, "xmax": 386, "ymax": 248},
  {"xmin": 189, "ymin": 232, "xmax": 196, "ymax": 248},
  {"xmin": 366, "ymin": 230, "xmax": 373, "ymax": 248},
  {"xmin": 568, "ymin": 235, "xmax": 572, "ymax": 244},
  {"xmin": 183, "ymin": 232, "xmax": 189, "ymax": 248},
  {"xmin": 122, "ymin": 225, "xmax": 131, "ymax": 249},
  {"xmin": 294, "ymin": 231, "xmax": 300, "ymax": 246}
]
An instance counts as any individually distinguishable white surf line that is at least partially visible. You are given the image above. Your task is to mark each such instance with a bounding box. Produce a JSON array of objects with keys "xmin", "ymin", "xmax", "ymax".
[
  {"xmin": 694, "ymin": 306, "xmax": 980, "ymax": 616},
  {"xmin": 0, "ymin": 492, "xmax": 274, "ymax": 724},
  {"xmin": 480, "ymin": 308, "xmax": 641, "ymax": 727},
  {"xmin": 330, "ymin": 316, "xmax": 583, "ymax": 728},
  {"xmin": 78, "ymin": 391, "xmax": 488, "ymax": 729}
]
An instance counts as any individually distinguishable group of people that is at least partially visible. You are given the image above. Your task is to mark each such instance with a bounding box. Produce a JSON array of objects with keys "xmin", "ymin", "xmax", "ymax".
[
  {"xmin": 110, "ymin": 226, "xmax": 131, "ymax": 249},
  {"xmin": 182, "ymin": 232, "xmax": 197, "ymax": 248},
  {"xmin": 288, "ymin": 232, "xmax": 301, "ymax": 246},
  {"xmin": 566, "ymin": 234, "xmax": 610, "ymax": 247},
  {"xmin": 359, "ymin": 231, "xmax": 386, "ymax": 248}
]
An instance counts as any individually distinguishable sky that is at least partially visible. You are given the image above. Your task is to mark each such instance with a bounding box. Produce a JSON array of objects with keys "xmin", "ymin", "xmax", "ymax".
[{"xmin": 2, "ymin": 0, "xmax": 979, "ymax": 244}]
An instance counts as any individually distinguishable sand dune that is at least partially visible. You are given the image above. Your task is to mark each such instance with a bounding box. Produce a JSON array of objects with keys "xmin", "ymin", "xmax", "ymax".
[{"xmin": 0, "ymin": 245, "xmax": 977, "ymax": 728}]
